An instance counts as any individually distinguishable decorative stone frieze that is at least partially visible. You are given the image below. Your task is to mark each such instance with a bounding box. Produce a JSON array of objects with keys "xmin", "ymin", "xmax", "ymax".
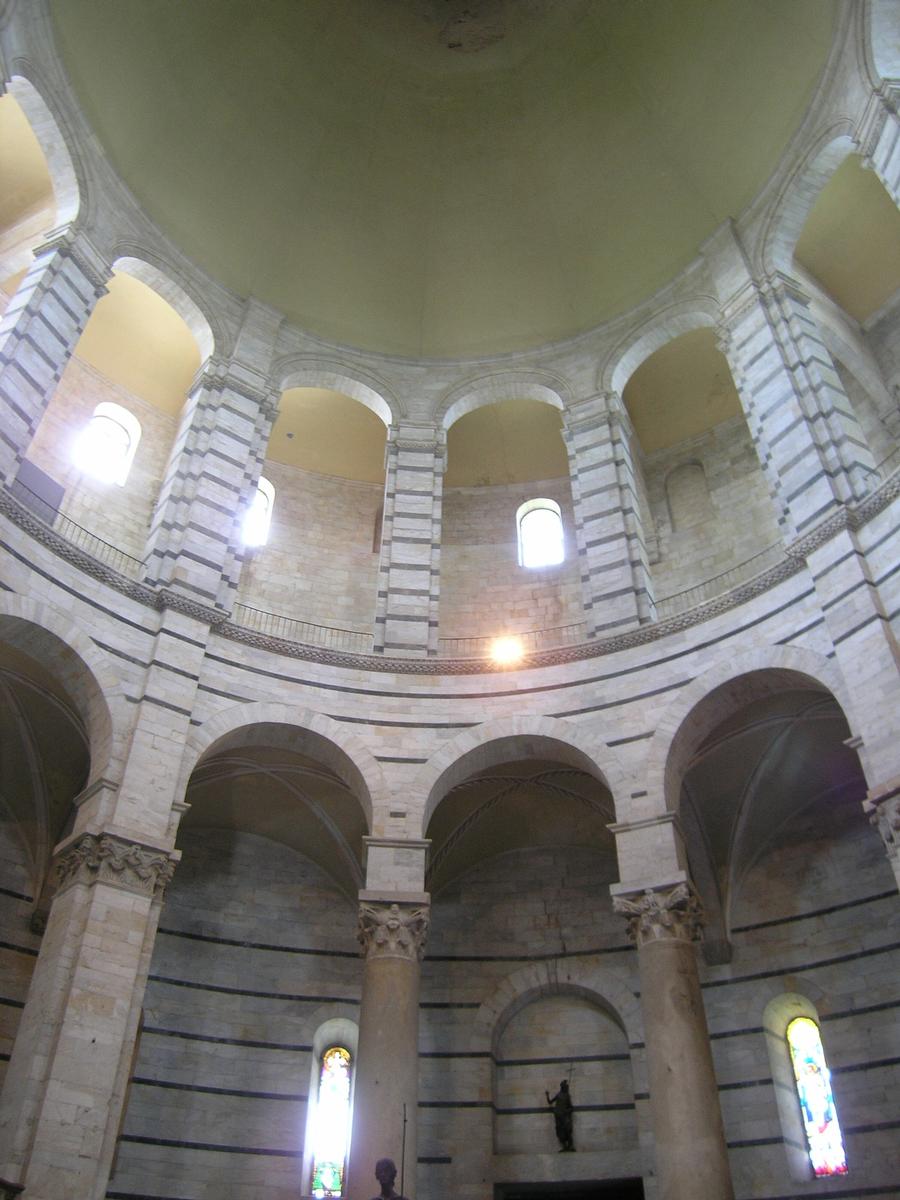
[
  {"xmin": 54, "ymin": 832, "xmax": 177, "ymax": 901},
  {"xmin": 155, "ymin": 587, "xmax": 229, "ymax": 627},
  {"xmin": 613, "ymin": 881, "xmax": 704, "ymax": 946},
  {"xmin": 358, "ymin": 900, "xmax": 430, "ymax": 962}
]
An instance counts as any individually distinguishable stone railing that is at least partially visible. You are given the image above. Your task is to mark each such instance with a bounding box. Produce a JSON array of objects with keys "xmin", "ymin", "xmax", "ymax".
[{"xmin": 232, "ymin": 603, "xmax": 373, "ymax": 654}]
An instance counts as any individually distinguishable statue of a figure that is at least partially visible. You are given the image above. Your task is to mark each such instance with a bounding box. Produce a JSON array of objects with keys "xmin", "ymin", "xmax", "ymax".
[
  {"xmin": 368, "ymin": 1157, "xmax": 409, "ymax": 1200},
  {"xmin": 546, "ymin": 1078, "xmax": 575, "ymax": 1151}
]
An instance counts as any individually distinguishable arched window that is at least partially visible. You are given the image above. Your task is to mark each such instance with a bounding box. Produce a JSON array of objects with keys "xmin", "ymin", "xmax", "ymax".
[
  {"xmin": 786, "ymin": 1017, "xmax": 848, "ymax": 1177},
  {"xmin": 310, "ymin": 1044, "xmax": 353, "ymax": 1198},
  {"xmin": 71, "ymin": 402, "xmax": 141, "ymax": 485},
  {"xmin": 241, "ymin": 475, "xmax": 275, "ymax": 547},
  {"xmin": 516, "ymin": 498, "xmax": 564, "ymax": 568}
]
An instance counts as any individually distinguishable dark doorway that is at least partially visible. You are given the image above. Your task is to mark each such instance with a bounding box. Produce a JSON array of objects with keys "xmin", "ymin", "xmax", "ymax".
[{"xmin": 495, "ymin": 1180, "xmax": 645, "ymax": 1200}]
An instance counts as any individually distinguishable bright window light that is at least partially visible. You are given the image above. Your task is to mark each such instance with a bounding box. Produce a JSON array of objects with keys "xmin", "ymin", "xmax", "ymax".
[
  {"xmin": 517, "ymin": 499, "xmax": 564, "ymax": 568},
  {"xmin": 491, "ymin": 635, "xmax": 524, "ymax": 665},
  {"xmin": 242, "ymin": 476, "xmax": 275, "ymax": 547},
  {"xmin": 787, "ymin": 1017, "xmax": 848, "ymax": 1177},
  {"xmin": 72, "ymin": 402, "xmax": 141, "ymax": 486},
  {"xmin": 310, "ymin": 1046, "xmax": 352, "ymax": 1198}
]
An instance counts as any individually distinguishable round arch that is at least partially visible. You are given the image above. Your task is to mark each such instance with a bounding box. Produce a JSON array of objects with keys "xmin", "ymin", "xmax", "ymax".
[
  {"xmin": 644, "ymin": 645, "xmax": 854, "ymax": 819},
  {"xmin": 179, "ymin": 701, "xmax": 387, "ymax": 831},
  {"xmin": 470, "ymin": 958, "xmax": 643, "ymax": 1056},
  {"xmin": 415, "ymin": 714, "xmax": 629, "ymax": 835},
  {"xmin": 601, "ymin": 298, "xmax": 721, "ymax": 398},
  {"xmin": 866, "ymin": 0, "xmax": 900, "ymax": 82},
  {"xmin": 0, "ymin": 594, "xmax": 126, "ymax": 786},
  {"xmin": 112, "ymin": 252, "xmax": 218, "ymax": 362},
  {"xmin": 438, "ymin": 369, "xmax": 570, "ymax": 432},
  {"xmin": 6, "ymin": 74, "xmax": 80, "ymax": 227},
  {"xmin": 276, "ymin": 356, "xmax": 399, "ymax": 427}
]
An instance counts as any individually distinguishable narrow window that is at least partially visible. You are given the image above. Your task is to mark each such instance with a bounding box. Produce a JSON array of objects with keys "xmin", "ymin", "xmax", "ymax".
[
  {"xmin": 242, "ymin": 475, "xmax": 275, "ymax": 547},
  {"xmin": 72, "ymin": 402, "xmax": 141, "ymax": 485},
  {"xmin": 517, "ymin": 498, "xmax": 564, "ymax": 568},
  {"xmin": 310, "ymin": 1045, "xmax": 353, "ymax": 1198},
  {"xmin": 786, "ymin": 1016, "xmax": 848, "ymax": 1177}
]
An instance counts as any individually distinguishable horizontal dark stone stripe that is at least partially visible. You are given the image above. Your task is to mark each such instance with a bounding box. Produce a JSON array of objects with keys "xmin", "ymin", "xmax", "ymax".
[
  {"xmin": 148, "ymin": 973, "xmax": 359, "ymax": 1005},
  {"xmin": 374, "ymin": 755, "xmax": 429, "ymax": 763},
  {"xmin": 823, "ymin": 998, "xmax": 900, "ymax": 1023},
  {"xmin": 731, "ymin": 889, "xmax": 896, "ymax": 933},
  {"xmin": 418, "ymin": 1156, "xmax": 452, "ymax": 1164},
  {"xmin": 747, "ymin": 1188, "xmax": 900, "ymax": 1200},
  {"xmin": 327, "ymin": 714, "xmax": 476, "ymax": 729},
  {"xmin": 833, "ymin": 1055, "xmax": 900, "ymax": 1075},
  {"xmin": 118, "ymin": 1134, "xmax": 302, "ymax": 1158},
  {"xmin": 0, "ymin": 939, "xmax": 38, "ymax": 957},
  {"xmin": 132, "ymin": 1076, "xmax": 306, "ymax": 1102},
  {"xmin": 832, "ymin": 608, "xmax": 891, "ymax": 647},
  {"xmin": 0, "ymin": 996, "xmax": 25, "ymax": 1009},
  {"xmin": 701, "ymin": 939, "xmax": 900, "ymax": 991},
  {"xmin": 158, "ymin": 926, "xmax": 358, "ymax": 958},
  {"xmin": 709, "ymin": 1026, "xmax": 764, "ymax": 1041},
  {"xmin": 495, "ymin": 1103, "xmax": 634, "ymax": 1115},
  {"xmin": 147, "ymin": 659, "xmax": 200, "ymax": 682},
  {"xmin": 142, "ymin": 1025, "xmax": 311, "ymax": 1052},
  {"xmin": 107, "ymin": 1192, "xmax": 195, "ymax": 1200},
  {"xmin": 0, "ymin": 886, "xmax": 33, "ymax": 903},
  {"xmin": 608, "ymin": 730, "xmax": 653, "ymax": 746},
  {"xmin": 424, "ymin": 942, "xmax": 632, "ymax": 964},
  {"xmin": 419, "ymin": 1051, "xmax": 491, "ymax": 1060},
  {"xmin": 497, "ymin": 1053, "xmax": 628, "ymax": 1067},
  {"xmin": 420, "ymin": 1099, "xmax": 492, "ymax": 1108},
  {"xmin": 719, "ymin": 1077, "xmax": 772, "ymax": 1091},
  {"xmin": 136, "ymin": 694, "xmax": 193, "ymax": 718}
]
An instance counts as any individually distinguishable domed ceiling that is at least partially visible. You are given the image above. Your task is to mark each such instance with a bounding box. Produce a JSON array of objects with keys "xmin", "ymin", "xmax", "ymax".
[{"xmin": 50, "ymin": 0, "xmax": 836, "ymax": 359}]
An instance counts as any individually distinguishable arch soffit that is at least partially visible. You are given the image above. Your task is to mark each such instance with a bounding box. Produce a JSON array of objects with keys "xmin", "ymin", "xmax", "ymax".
[
  {"xmin": 865, "ymin": 1, "xmax": 900, "ymax": 87},
  {"xmin": 759, "ymin": 125, "xmax": 858, "ymax": 278},
  {"xmin": 112, "ymin": 251, "xmax": 218, "ymax": 362},
  {"xmin": 6, "ymin": 73, "xmax": 81, "ymax": 227},
  {"xmin": 0, "ymin": 594, "xmax": 125, "ymax": 785},
  {"xmin": 470, "ymin": 959, "xmax": 644, "ymax": 1057},
  {"xmin": 276, "ymin": 356, "xmax": 399, "ymax": 427},
  {"xmin": 416, "ymin": 714, "xmax": 629, "ymax": 835},
  {"xmin": 644, "ymin": 645, "xmax": 852, "ymax": 817},
  {"xmin": 179, "ymin": 701, "xmax": 385, "ymax": 830},
  {"xmin": 601, "ymin": 299, "xmax": 721, "ymax": 398},
  {"xmin": 438, "ymin": 370, "xmax": 570, "ymax": 432}
]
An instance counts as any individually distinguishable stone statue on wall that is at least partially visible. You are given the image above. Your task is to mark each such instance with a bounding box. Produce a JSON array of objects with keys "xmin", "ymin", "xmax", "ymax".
[
  {"xmin": 369, "ymin": 1157, "xmax": 409, "ymax": 1200},
  {"xmin": 546, "ymin": 1078, "xmax": 575, "ymax": 1151}
]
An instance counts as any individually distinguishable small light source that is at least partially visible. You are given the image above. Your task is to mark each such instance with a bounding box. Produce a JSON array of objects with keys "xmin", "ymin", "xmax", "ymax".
[{"xmin": 490, "ymin": 635, "xmax": 524, "ymax": 666}]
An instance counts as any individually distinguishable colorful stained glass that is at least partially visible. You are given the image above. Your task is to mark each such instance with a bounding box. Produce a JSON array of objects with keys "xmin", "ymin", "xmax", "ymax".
[
  {"xmin": 786, "ymin": 1017, "xmax": 848, "ymax": 1177},
  {"xmin": 311, "ymin": 1045, "xmax": 352, "ymax": 1198}
]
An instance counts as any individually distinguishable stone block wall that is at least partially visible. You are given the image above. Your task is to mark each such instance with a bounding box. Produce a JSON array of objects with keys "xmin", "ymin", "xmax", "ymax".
[
  {"xmin": 642, "ymin": 416, "xmax": 782, "ymax": 600},
  {"xmin": 439, "ymin": 478, "xmax": 584, "ymax": 641},
  {"xmin": 0, "ymin": 832, "xmax": 38, "ymax": 1096}
]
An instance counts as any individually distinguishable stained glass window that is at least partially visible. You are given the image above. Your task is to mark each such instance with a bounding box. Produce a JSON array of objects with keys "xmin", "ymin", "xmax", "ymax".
[
  {"xmin": 310, "ymin": 1045, "xmax": 352, "ymax": 1198},
  {"xmin": 786, "ymin": 1016, "xmax": 848, "ymax": 1177}
]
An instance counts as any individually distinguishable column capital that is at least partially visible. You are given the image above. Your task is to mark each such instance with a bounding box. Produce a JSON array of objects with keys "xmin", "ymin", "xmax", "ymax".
[
  {"xmin": 564, "ymin": 390, "xmax": 626, "ymax": 432},
  {"xmin": 855, "ymin": 81, "xmax": 900, "ymax": 165},
  {"xmin": 357, "ymin": 895, "xmax": 430, "ymax": 962},
  {"xmin": 389, "ymin": 421, "xmax": 446, "ymax": 454},
  {"xmin": 612, "ymin": 880, "xmax": 703, "ymax": 947},
  {"xmin": 195, "ymin": 354, "xmax": 279, "ymax": 413},
  {"xmin": 54, "ymin": 831, "xmax": 178, "ymax": 902},
  {"xmin": 864, "ymin": 777, "xmax": 900, "ymax": 867},
  {"xmin": 32, "ymin": 224, "xmax": 111, "ymax": 293}
]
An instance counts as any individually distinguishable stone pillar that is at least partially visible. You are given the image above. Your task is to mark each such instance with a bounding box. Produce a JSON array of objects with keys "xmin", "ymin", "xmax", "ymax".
[
  {"xmin": 563, "ymin": 392, "xmax": 655, "ymax": 635},
  {"xmin": 864, "ymin": 777, "xmax": 900, "ymax": 891},
  {"xmin": 612, "ymin": 882, "xmax": 734, "ymax": 1200},
  {"xmin": 0, "ymin": 226, "xmax": 110, "ymax": 484},
  {"xmin": 373, "ymin": 423, "xmax": 445, "ymax": 656},
  {"xmin": 346, "ymin": 896, "xmax": 429, "ymax": 1200},
  {"xmin": 0, "ymin": 831, "xmax": 177, "ymax": 1200},
  {"xmin": 141, "ymin": 356, "xmax": 278, "ymax": 617},
  {"xmin": 856, "ymin": 82, "xmax": 900, "ymax": 208},
  {"xmin": 718, "ymin": 272, "xmax": 877, "ymax": 541}
]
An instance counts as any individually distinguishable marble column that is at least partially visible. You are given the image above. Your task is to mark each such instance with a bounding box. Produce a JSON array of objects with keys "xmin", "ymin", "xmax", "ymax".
[
  {"xmin": 612, "ymin": 882, "xmax": 734, "ymax": 1200},
  {"xmin": 0, "ymin": 830, "xmax": 177, "ymax": 1200},
  {"xmin": 373, "ymin": 423, "xmax": 445, "ymax": 656},
  {"xmin": 563, "ymin": 392, "xmax": 655, "ymax": 635},
  {"xmin": 0, "ymin": 226, "xmax": 110, "ymax": 485},
  {"xmin": 346, "ymin": 896, "xmax": 430, "ymax": 1200}
]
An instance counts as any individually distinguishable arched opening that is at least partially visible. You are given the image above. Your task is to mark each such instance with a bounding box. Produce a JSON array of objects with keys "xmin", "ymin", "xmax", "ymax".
[
  {"xmin": 236, "ymin": 386, "xmax": 388, "ymax": 642},
  {"xmin": 0, "ymin": 91, "xmax": 58, "ymax": 315},
  {"xmin": 23, "ymin": 266, "xmax": 203, "ymax": 560},
  {"xmin": 108, "ymin": 720, "xmax": 371, "ymax": 1199},
  {"xmin": 622, "ymin": 327, "xmax": 782, "ymax": 610},
  {"xmin": 440, "ymin": 397, "xmax": 580, "ymax": 651}
]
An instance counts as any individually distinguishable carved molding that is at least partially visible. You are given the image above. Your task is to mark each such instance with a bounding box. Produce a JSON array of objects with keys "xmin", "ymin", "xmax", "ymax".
[
  {"xmin": 34, "ymin": 225, "xmax": 111, "ymax": 294},
  {"xmin": 155, "ymin": 587, "xmax": 229, "ymax": 627},
  {"xmin": 54, "ymin": 832, "xmax": 177, "ymax": 901},
  {"xmin": 358, "ymin": 900, "xmax": 430, "ymax": 962},
  {"xmin": 612, "ymin": 881, "xmax": 704, "ymax": 947},
  {"xmin": 864, "ymin": 783, "xmax": 900, "ymax": 864}
]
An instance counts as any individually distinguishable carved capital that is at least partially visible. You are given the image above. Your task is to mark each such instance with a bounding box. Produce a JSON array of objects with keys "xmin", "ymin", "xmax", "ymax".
[
  {"xmin": 612, "ymin": 881, "xmax": 703, "ymax": 947},
  {"xmin": 54, "ymin": 832, "xmax": 177, "ymax": 901},
  {"xmin": 33, "ymin": 225, "xmax": 111, "ymax": 294},
  {"xmin": 864, "ymin": 782, "xmax": 900, "ymax": 864},
  {"xmin": 358, "ymin": 899, "xmax": 430, "ymax": 962}
]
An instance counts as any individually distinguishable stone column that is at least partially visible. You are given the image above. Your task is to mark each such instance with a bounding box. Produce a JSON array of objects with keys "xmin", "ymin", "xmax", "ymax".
[
  {"xmin": 0, "ymin": 831, "xmax": 177, "ymax": 1200},
  {"xmin": 346, "ymin": 895, "xmax": 429, "ymax": 1200},
  {"xmin": 856, "ymin": 82, "xmax": 900, "ymax": 208},
  {"xmin": 563, "ymin": 392, "xmax": 655, "ymax": 635},
  {"xmin": 141, "ymin": 356, "xmax": 279, "ymax": 617},
  {"xmin": 864, "ymin": 776, "xmax": 900, "ymax": 892},
  {"xmin": 373, "ymin": 423, "xmax": 445, "ymax": 656},
  {"xmin": 718, "ymin": 272, "xmax": 877, "ymax": 541},
  {"xmin": 612, "ymin": 882, "xmax": 734, "ymax": 1200},
  {"xmin": 0, "ymin": 226, "xmax": 110, "ymax": 485}
]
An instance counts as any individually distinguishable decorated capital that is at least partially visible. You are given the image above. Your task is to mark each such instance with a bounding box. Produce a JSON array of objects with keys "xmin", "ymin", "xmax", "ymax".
[
  {"xmin": 358, "ymin": 899, "xmax": 430, "ymax": 962},
  {"xmin": 54, "ymin": 831, "xmax": 177, "ymax": 901},
  {"xmin": 612, "ymin": 881, "xmax": 704, "ymax": 947}
]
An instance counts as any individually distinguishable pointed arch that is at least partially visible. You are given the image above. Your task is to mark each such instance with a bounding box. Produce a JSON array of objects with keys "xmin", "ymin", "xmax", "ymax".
[{"xmin": 415, "ymin": 714, "xmax": 629, "ymax": 835}]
